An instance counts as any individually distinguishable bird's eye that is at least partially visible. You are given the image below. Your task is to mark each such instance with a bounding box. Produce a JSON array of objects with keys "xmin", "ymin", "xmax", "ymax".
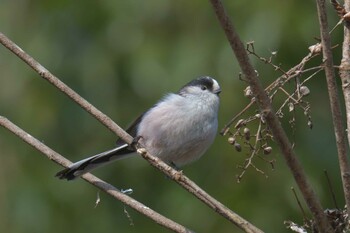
[{"xmin": 201, "ymin": 85, "xmax": 207, "ymax": 91}]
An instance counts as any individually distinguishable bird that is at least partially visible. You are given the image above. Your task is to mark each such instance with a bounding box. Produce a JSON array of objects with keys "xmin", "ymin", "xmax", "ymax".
[{"xmin": 56, "ymin": 76, "xmax": 221, "ymax": 180}]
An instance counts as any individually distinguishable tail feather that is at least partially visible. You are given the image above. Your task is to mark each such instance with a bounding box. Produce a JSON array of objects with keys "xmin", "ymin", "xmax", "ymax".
[{"xmin": 56, "ymin": 144, "xmax": 134, "ymax": 180}]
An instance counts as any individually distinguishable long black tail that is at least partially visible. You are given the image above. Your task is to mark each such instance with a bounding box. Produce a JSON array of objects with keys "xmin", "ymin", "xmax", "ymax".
[{"xmin": 55, "ymin": 144, "xmax": 134, "ymax": 180}]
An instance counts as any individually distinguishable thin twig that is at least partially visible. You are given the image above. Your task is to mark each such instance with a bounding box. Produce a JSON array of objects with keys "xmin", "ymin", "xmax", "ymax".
[
  {"xmin": 0, "ymin": 33, "xmax": 133, "ymax": 145},
  {"xmin": 220, "ymin": 50, "xmax": 322, "ymax": 136},
  {"xmin": 209, "ymin": 0, "xmax": 333, "ymax": 232},
  {"xmin": 136, "ymin": 147, "xmax": 263, "ymax": 233},
  {"xmin": 0, "ymin": 116, "xmax": 193, "ymax": 233},
  {"xmin": 236, "ymin": 121, "xmax": 263, "ymax": 182},
  {"xmin": 324, "ymin": 170, "xmax": 339, "ymax": 209},
  {"xmin": 221, "ymin": 100, "xmax": 255, "ymax": 135},
  {"xmin": 0, "ymin": 32, "xmax": 263, "ymax": 233},
  {"xmin": 316, "ymin": 0, "xmax": 350, "ymax": 220},
  {"xmin": 291, "ymin": 187, "xmax": 309, "ymax": 223},
  {"xmin": 331, "ymin": 0, "xmax": 347, "ymax": 18}
]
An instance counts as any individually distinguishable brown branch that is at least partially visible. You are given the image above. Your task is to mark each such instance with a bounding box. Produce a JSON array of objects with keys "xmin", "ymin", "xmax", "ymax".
[
  {"xmin": 220, "ymin": 99, "xmax": 255, "ymax": 135},
  {"xmin": 0, "ymin": 116, "xmax": 193, "ymax": 233},
  {"xmin": 0, "ymin": 32, "xmax": 263, "ymax": 233},
  {"xmin": 0, "ymin": 33, "xmax": 133, "ymax": 145},
  {"xmin": 209, "ymin": 0, "xmax": 333, "ymax": 232},
  {"xmin": 336, "ymin": 0, "xmax": 350, "ymax": 218},
  {"xmin": 220, "ymin": 48, "xmax": 322, "ymax": 136},
  {"xmin": 236, "ymin": 121, "xmax": 264, "ymax": 182},
  {"xmin": 136, "ymin": 148, "xmax": 263, "ymax": 233},
  {"xmin": 331, "ymin": 0, "xmax": 347, "ymax": 18}
]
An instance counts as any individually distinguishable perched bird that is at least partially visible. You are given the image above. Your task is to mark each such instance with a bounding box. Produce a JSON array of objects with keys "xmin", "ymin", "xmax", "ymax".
[{"xmin": 56, "ymin": 76, "xmax": 221, "ymax": 180}]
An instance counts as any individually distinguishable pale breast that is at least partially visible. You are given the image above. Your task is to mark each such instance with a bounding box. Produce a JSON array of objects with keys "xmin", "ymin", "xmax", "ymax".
[{"xmin": 137, "ymin": 93, "xmax": 218, "ymax": 166}]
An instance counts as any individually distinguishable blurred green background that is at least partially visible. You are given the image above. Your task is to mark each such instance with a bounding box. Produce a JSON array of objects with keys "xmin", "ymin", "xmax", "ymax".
[{"xmin": 0, "ymin": 0, "xmax": 345, "ymax": 232}]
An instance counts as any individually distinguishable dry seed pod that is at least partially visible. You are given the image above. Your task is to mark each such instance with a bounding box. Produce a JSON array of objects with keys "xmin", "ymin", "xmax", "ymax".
[
  {"xmin": 235, "ymin": 119, "xmax": 245, "ymax": 129},
  {"xmin": 243, "ymin": 127, "xmax": 250, "ymax": 141},
  {"xmin": 300, "ymin": 86, "xmax": 310, "ymax": 96},
  {"xmin": 228, "ymin": 137, "xmax": 236, "ymax": 145},
  {"xmin": 244, "ymin": 86, "xmax": 253, "ymax": 99},
  {"xmin": 307, "ymin": 120, "xmax": 313, "ymax": 129},
  {"xmin": 308, "ymin": 43, "xmax": 321, "ymax": 54},
  {"xmin": 234, "ymin": 142, "xmax": 242, "ymax": 152},
  {"xmin": 263, "ymin": 146, "xmax": 272, "ymax": 155},
  {"xmin": 288, "ymin": 102, "xmax": 294, "ymax": 112}
]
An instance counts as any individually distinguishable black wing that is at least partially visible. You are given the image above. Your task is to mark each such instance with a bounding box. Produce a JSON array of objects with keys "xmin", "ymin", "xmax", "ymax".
[{"xmin": 116, "ymin": 112, "xmax": 145, "ymax": 146}]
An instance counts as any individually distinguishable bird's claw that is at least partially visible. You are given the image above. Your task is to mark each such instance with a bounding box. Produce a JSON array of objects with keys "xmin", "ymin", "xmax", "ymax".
[{"xmin": 130, "ymin": 136, "xmax": 143, "ymax": 150}]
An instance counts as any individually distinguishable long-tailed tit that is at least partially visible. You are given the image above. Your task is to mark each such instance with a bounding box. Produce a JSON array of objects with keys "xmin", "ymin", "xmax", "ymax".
[{"xmin": 56, "ymin": 76, "xmax": 221, "ymax": 180}]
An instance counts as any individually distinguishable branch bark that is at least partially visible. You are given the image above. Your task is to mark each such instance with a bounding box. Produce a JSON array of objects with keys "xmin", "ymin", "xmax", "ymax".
[
  {"xmin": 136, "ymin": 148, "xmax": 263, "ymax": 233},
  {"xmin": 0, "ymin": 32, "xmax": 263, "ymax": 233},
  {"xmin": 0, "ymin": 33, "xmax": 133, "ymax": 145},
  {"xmin": 335, "ymin": 0, "xmax": 350, "ymax": 217},
  {"xmin": 209, "ymin": 0, "xmax": 333, "ymax": 232},
  {"xmin": 0, "ymin": 116, "xmax": 193, "ymax": 233}
]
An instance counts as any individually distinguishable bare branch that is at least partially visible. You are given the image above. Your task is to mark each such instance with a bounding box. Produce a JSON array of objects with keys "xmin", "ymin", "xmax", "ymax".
[
  {"xmin": 220, "ymin": 100, "xmax": 255, "ymax": 136},
  {"xmin": 331, "ymin": 0, "xmax": 347, "ymax": 18},
  {"xmin": 209, "ymin": 0, "xmax": 333, "ymax": 232},
  {"xmin": 0, "ymin": 32, "xmax": 263, "ymax": 233},
  {"xmin": 341, "ymin": 0, "xmax": 350, "ymax": 150},
  {"xmin": 136, "ymin": 147, "xmax": 264, "ymax": 233},
  {"xmin": 0, "ymin": 32, "xmax": 133, "ymax": 145},
  {"xmin": 0, "ymin": 116, "xmax": 193, "ymax": 233},
  {"xmin": 220, "ymin": 47, "xmax": 322, "ymax": 136},
  {"xmin": 324, "ymin": 170, "xmax": 339, "ymax": 209},
  {"xmin": 236, "ymin": 120, "xmax": 265, "ymax": 182},
  {"xmin": 316, "ymin": 0, "xmax": 350, "ymax": 220}
]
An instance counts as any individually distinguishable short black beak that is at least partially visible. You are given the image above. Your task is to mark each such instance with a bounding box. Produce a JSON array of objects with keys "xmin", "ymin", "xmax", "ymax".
[{"xmin": 214, "ymin": 88, "xmax": 221, "ymax": 95}]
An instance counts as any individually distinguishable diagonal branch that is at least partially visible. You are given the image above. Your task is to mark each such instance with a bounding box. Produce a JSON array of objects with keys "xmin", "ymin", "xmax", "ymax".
[
  {"xmin": 316, "ymin": 0, "xmax": 350, "ymax": 218},
  {"xmin": 0, "ymin": 116, "xmax": 193, "ymax": 233},
  {"xmin": 209, "ymin": 0, "xmax": 333, "ymax": 232},
  {"xmin": 0, "ymin": 32, "xmax": 263, "ymax": 233},
  {"xmin": 0, "ymin": 32, "xmax": 133, "ymax": 145}
]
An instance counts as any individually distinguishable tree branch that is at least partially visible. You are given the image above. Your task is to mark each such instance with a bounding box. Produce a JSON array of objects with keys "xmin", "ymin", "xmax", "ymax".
[
  {"xmin": 0, "ymin": 32, "xmax": 263, "ymax": 233},
  {"xmin": 333, "ymin": 0, "xmax": 350, "ymax": 217},
  {"xmin": 0, "ymin": 33, "xmax": 133, "ymax": 145},
  {"xmin": 0, "ymin": 116, "xmax": 193, "ymax": 233},
  {"xmin": 136, "ymin": 148, "xmax": 263, "ymax": 233},
  {"xmin": 209, "ymin": 0, "xmax": 333, "ymax": 232}
]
